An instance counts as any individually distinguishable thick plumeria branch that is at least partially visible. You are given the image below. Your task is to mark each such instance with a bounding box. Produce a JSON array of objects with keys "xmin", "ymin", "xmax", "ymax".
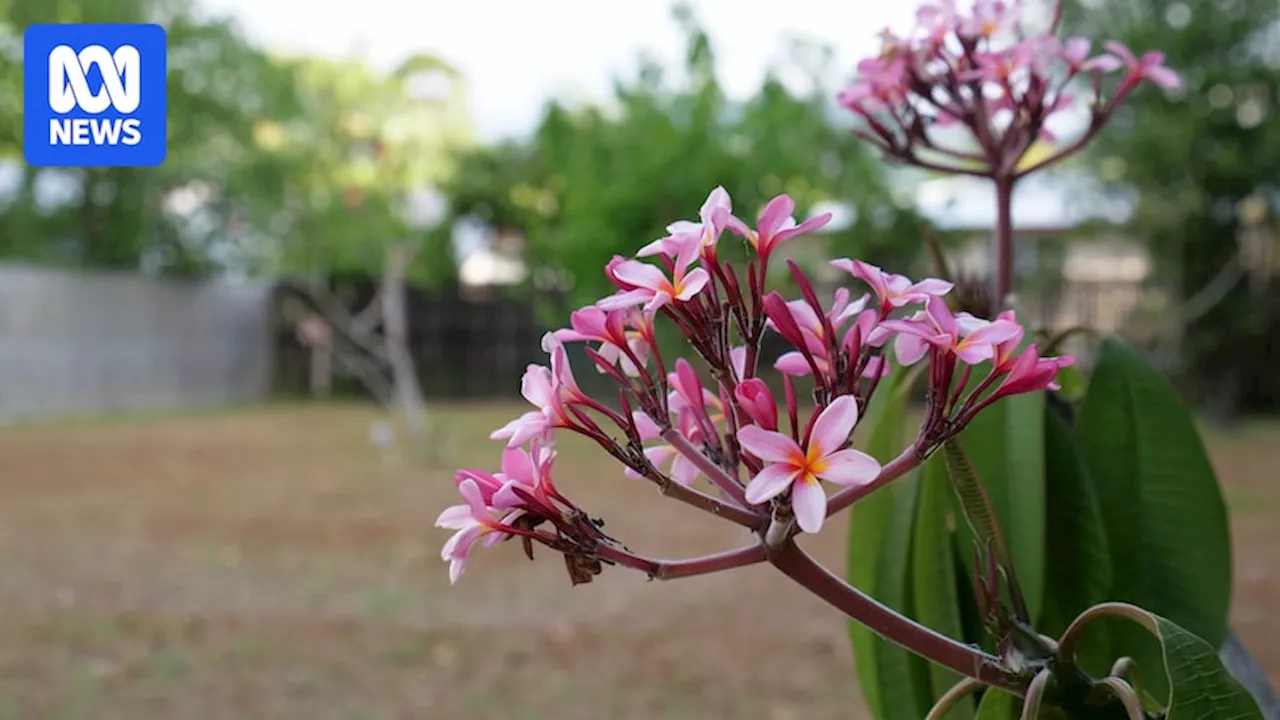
[
  {"xmin": 434, "ymin": 0, "xmax": 1177, "ymax": 706},
  {"xmin": 768, "ymin": 541, "xmax": 1025, "ymax": 694},
  {"xmin": 595, "ymin": 542, "xmax": 767, "ymax": 581}
]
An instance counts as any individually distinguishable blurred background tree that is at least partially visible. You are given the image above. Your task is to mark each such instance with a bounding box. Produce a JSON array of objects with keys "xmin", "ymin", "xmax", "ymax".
[
  {"xmin": 1061, "ymin": 0, "xmax": 1280, "ymax": 416},
  {"xmin": 0, "ymin": 0, "xmax": 470, "ymax": 283},
  {"xmin": 438, "ymin": 3, "xmax": 936, "ymax": 311}
]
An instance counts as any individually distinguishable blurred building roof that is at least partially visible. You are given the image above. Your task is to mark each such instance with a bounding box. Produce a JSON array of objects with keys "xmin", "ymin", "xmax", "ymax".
[{"xmin": 913, "ymin": 171, "xmax": 1135, "ymax": 232}]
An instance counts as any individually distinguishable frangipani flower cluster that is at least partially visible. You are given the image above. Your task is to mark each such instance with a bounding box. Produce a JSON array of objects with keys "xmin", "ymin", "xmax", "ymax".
[
  {"xmin": 838, "ymin": 0, "xmax": 1181, "ymax": 180},
  {"xmin": 437, "ymin": 186, "xmax": 1072, "ymax": 585}
]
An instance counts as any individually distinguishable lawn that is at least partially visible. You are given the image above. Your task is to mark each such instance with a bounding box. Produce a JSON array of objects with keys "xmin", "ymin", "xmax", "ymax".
[{"xmin": 0, "ymin": 403, "xmax": 1276, "ymax": 719}]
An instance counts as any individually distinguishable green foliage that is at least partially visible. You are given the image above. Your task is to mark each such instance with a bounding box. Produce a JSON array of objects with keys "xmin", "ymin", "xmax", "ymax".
[
  {"xmin": 437, "ymin": 5, "xmax": 933, "ymax": 310},
  {"xmin": 1060, "ymin": 0, "xmax": 1280, "ymax": 412},
  {"xmin": 0, "ymin": 0, "xmax": 471, "ymax": 282},
  {"xmin": 912, "ymin": 455, "xmax": 971, "ymax": 715},
  {"xmin": 846, "ymin": 336, "xmax": 1244, "ymax": 718},
  {"xmin": 972, "ymin": 687, "xmax": 1018, "ymax": 720},
  {"xmin": 957, "ymin": 390, "xmax": 1047, "ymax": 622},
  {"xmin": 1060, "ymin": 604, "xmax": 1262, "ymax": 719},
  {"xmin": 847, "ymin": 365, "xmax": 915, "ymax": 718},
  {"xmin": 1075, "ymin": 338, "xmax": 1231, "ymax": 647},
  {"xmin": 1039, "ymin": 406, "xmax": 1112, "ymax": 670}
]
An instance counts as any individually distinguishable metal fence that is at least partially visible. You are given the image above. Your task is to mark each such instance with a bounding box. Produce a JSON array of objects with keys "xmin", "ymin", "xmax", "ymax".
[
  {"xmin": 0, "ymin": 262, "xmax": 1162, "ymax": 423},
  {"xmin": 0, "ymin": 264, "xmax": 274, "ymax": 423}
]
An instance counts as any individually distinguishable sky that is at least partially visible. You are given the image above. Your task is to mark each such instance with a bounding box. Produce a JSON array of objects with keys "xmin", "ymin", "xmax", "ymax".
[{"xmin": 197, "ymin": 0, "xmax": 917, "ymax": 141}]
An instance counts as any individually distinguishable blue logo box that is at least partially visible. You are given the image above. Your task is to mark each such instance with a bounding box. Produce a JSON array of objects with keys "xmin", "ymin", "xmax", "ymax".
[{"xmin": 23, "ymin": 23, "xmax": 167, "ymax": 167}]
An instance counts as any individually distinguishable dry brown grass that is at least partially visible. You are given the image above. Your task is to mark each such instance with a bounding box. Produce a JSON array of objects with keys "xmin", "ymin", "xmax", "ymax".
[{"xmin": 0, "ymin": 403, "xmax": 1275, "ymax": 719}]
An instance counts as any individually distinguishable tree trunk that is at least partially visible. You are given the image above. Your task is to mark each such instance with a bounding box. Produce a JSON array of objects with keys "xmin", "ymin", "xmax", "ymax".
[{"xmin": 381, "ymin": 243, "xmax": 429, "ymax": 442}]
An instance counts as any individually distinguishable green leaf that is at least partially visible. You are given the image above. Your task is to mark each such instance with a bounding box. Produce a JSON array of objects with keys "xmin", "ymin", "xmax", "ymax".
[
  {"xmin": 872, "ymin": 470, "xmax": 935, "ymax": 720},
  {"xmin": 1053, "ymin": 363, "xmax": 1088, "ymax": 404},
  {"xmin": 1039, "ymin": 404, "xmax": 1113, "ymax": 671},
  {"xmin": 911, "ymin": 455, "xmax": 971, "ymax": 716},
  {"xmin": 1075, "ymin": 337, "xmax": 1232, "ymax": 648},
  {"xmin": 941, "ymin": 439, "xmax": 1017, "ymax": 592},
  {"xmin": 1065, "ymin": 604, "xmax": 1263, "ymax": 719},
  {"xmin": 973, "ymin": 688, "xmax": 1019, "ymax": 720},
  {"xmin": 957, "ymin": 389, "xmax": 1047, "ymax": 621},
  {"xmin": 847, "ymin": 365, "xmax": 916, "ymax": 718}
]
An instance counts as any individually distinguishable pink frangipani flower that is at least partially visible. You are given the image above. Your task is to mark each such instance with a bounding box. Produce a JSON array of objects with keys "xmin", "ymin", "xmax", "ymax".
[
  {"xmin": 725, "ymin": 194, "xmax": 832, "ymax": 262},
  {"xmin": 830, "ymin": 259, "xmax": 953, "ymax": 311},
  {"xmin": 736, "ymin": 395, "xmax": 881, "ymax": 533},
  {"xmin": 599, "ymin": 235, "xmax": 709, "ymax": 313},
  {"xmin": 552, "ymin": 306, "xmax": 651, "ymax": 377},
  {"xmin": 639, "ymin": 186, "xmax": 732, "ymax": 257},
  {"xmin": 734, "ymin": 378, "xmax": 778, "ymax": 431},
  {"xmin": 986, "ymin": 344, "xmax": 1076, "ymax": 404},
  {"xmin": 435, "ymin": 478, "xmax": 525, "ymax": 584},
  {"xmin": 490, "ymin": 335, "xmax": 586, "ymax": 447},
  {"xmin": 882, "ymin": 296, "xmax": 1021, "ymax": 366},
  {"xmin": 1101, "ymin": 41, "xmax": 1182, "ymax": 90}
]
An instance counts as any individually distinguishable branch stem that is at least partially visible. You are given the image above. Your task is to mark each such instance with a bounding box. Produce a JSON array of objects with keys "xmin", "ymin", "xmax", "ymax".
[
  {"xmin": 769, "ymin": 542, "xmax": 1024, "ymax": 694},
  {"xmin": 663, "ymin": 428, "xmax": 751, "ymax": 508},
  {"xmin": 993, "ymin": 176, "xmax": 1015, "ymax": 316},
  {"xmin": 826, "ymin": 445, "xmax": 924, "ymax": 517},
  {"xmin": 595, "ymin": 542, "xmax": 767, "ymax": 580}
]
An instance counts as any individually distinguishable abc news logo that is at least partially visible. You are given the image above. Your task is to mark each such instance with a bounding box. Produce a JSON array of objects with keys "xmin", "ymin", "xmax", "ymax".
[
  {"xmin": 47, "ymin": 44, "xmax": 144, "ymax": 147},
  {"xmin": 24, "ymin": 24, "xmax": 166, "ymax": 168}
]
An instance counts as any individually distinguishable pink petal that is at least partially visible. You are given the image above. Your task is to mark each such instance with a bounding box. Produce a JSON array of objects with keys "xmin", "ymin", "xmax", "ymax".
[
  {"xmin": 434, "ymin": 503, "xmax": 473, "ymax": 529},
  {"xmin": 737, "ymin": 425, "xmax": 804, "ymax": 465},
  {"xmin": 744, "ymin": 463, "xmax": 800, "ymax": 504},
  {"xmin": 925, "ymin": 295, "xmax": 957, "ymax": 336},
  {"xmin": 730, "ymin": 346, "xmax": 748, "ymax": 380},
  {"xmin": 673, "ymin": 233, "xmax": 703, "ymax": 273},
  {"xmin": 490, "ymin": 410, "xmax": 550, "ymax": 447},
  {"xmin": 673, "ymin": 358, "xmax": 707, "ymax": 412},
  {"xmin": 757, "ymin": 194, "xmax": 796, "ymax": 238},
  {"xmin": 701, "ymin": 186, "xmax": 732, "ymax": 220},
  {"xmin": 456, "ymin": 478, "xmax": 490, "ymax": 515},
  {"xmin": 894, "ymin": 332, "xmax": 930, "ymax": 366},
  {"xmin": 909, "ymin": 278, "xmax": 954, "ymax": 296},
  {"xmin": 553, "ymin": 328, "xmax": 591, "ymax": 343},
  {"xmin": 500, "ymin": 447, "xmax": 537, "ymax": 485},
  {"xmin": 774, "ymin": 351, "xmax": 814, "ymax": 377},
  {"xmin": 725, "ymin": 214, "xmax": 756, "ymax": 240},
  {"xmin": 643, "ymin": 291, "xmax": 674, "ymax": 314},
  {"xmin": 809, "ymin": 395, "xmax": 859, "ymax": 457},
  {"xmin": 612, "ymin": 260, "xmax": 668, "ymax": 291},
  {"xmin": 1104, "ymin": 40, "xmax": 1136, "ymax": 65},
  {"xmin": 520, "ymin": 365, "xmax": 553, "ymax": 407},
  {"xmin": 954, "ymin": 343, "xmax": 996, "ymax": 365},
  {"xmin": 1146, "ymin": 66, "xmax": 1182, "ymax": 90},
  {"xmin": 790, "ymin": 478, "xmax": 828, "ymax": 534},
  {"xmin": 1085, "ymin": 55, "xmax": 1124, "ymax": 73},
  {"xmin": 965, "ymin": 320, "xmax": 1022, "ymax": 346},
  {"xmin": 676, "ymin": 268, "xmax": 710, "ymax": 300},
  {"xmin": 442, "ymin": 524, "xmax": 484, "ymax": 561},
  {"xmin": 632, "ymin": 410, "xmax": 663, "ymax": 440},
  {"xmin": 670, "ymin": 454, "xmax": 701, "ymax": 486},
  {"xmin": 1063, "ymin": 37, "xmax": 1090, "ymax": 64},
  {"xmin": 818, "ymin": 448, "xmax": 881, "ymax": 487},
  {"xmin": 597, "ymin": 288, "xmax": 653, "ymax": 311},
  {"xmin": 667, "ymin": 220, "xmax": 702, "ymax": 236}
]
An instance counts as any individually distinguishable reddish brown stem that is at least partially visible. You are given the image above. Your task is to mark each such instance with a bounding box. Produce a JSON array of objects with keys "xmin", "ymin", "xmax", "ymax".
[
  {"xmin": 993, "ymin": 176, "xmax": 1015, "ymax": 316},
  {"xmin": 826, "ymin": 445, "xmax": 925, "ymax": 518},
  {"xmin": 595, "ymin": 542, "xmax": 766, "ymax": 580},
  {"xmin": 648, "ymin": 473, "xmax": 766, "ymax": 530},
  {"xmin": 769, "ymin": 542, "xmax": 1024, "ymax": 695},
  {"xmin": 663, "ymin": 428, "xmax": 751, "ymax": 508}
]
